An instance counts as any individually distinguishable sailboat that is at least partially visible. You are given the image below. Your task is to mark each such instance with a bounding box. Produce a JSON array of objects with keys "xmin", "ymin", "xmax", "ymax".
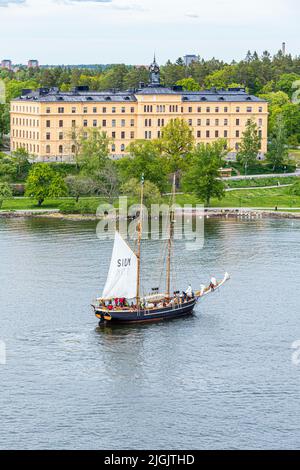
[{"xmin": 92, "ymin": 176, "xmax": 230, "ymax": 325}]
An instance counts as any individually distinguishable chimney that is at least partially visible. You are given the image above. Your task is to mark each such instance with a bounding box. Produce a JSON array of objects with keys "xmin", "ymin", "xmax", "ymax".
[{"xmin": 282, "ymin": 42, "xmax": 286, "ymax": 56}]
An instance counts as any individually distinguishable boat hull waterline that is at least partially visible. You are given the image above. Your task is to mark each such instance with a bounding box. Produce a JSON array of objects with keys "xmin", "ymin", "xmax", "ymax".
[{"xmin": 93, "ymin": 298, "xmax": 197, "ymax": 325}]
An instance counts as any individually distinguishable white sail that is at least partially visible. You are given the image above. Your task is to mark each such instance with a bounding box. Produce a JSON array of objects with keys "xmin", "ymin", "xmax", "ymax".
[{"xmin": 102, "ymin": 231, "xmax": 138, "ymax": 300}]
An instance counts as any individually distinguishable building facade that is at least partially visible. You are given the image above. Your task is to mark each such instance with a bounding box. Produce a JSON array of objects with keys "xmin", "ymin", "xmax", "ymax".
[{"xmin": 10, "ymin": 58, "xmax": 268, "ymax": 161}]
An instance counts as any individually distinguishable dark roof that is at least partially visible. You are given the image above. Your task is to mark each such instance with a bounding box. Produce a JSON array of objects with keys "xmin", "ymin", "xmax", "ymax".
[{"xmin": 13, "ymin": 86, "xmax": 266, "ymax": 103}]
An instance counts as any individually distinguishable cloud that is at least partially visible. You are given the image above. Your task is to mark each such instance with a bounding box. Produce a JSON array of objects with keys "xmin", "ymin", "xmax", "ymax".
[
  {"xmin": 186, "ymin": 13, "xmax": 199, "ymax": 18},
  {"xmin": 0, "ymin": 0, "xmax": 25, "ymax": 6}
]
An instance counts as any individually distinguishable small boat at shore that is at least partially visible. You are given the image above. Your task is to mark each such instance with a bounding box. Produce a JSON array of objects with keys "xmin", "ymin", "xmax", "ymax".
[{"xmin": 91, "ymin": 176, "xmax": 230, "ymax": 325}]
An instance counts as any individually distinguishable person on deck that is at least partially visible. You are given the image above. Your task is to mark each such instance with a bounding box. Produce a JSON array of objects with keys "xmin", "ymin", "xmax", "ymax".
[{"xmin": 210, "ymin": 277, "xmax": 217, "ymax": 291}]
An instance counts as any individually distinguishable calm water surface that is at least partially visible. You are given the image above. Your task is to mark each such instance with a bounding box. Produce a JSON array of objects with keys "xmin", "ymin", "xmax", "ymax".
[{"xmin": 0, "ymin": 217, "xmax": 300, "ymax": 450}]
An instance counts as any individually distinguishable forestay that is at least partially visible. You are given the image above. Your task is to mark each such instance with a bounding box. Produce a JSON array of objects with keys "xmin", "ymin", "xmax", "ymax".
[{"xmin": 102, "ymin": 231, "xmax": 138, "ymax": 300}]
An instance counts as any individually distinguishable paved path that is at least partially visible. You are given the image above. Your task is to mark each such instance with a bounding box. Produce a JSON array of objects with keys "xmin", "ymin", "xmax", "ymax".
[
  {"xmin": 223, "ymin": 171, "xmax": 300, "ymax": 181},
  {"xmin": 225, "ymin": 184, "xmax": 292, "ymax": 192}
]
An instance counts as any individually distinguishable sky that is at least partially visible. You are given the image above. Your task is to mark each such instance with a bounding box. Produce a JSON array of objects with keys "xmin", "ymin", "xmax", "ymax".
[{"xmin": 0, "ymin": 0, "xmax": 299, "ymax": 65}]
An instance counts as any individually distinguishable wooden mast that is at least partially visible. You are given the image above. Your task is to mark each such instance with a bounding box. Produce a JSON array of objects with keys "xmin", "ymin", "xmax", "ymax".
[
  {"xmin": 166, "ymin": 174, "xmax": 176, "ymax": 298},
  {"xmin": 136, "ymin": 174, "xmax": 144, "ymax": 305}
]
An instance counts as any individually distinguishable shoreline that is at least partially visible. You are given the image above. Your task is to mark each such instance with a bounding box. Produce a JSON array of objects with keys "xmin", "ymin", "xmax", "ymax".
[{"xmin": 1, "ymin": 208, "xmax": 300, "ymax": 221}]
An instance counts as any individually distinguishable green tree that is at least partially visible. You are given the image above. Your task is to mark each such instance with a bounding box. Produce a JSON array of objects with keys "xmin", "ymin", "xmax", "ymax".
[
  {"xmin": 121, "ymin": 178, "xmax": 161, "ymax": 207},
  {"xmin": 237, "ymin": 120, "xmax": 261, "ymax": 174},
  {"xmin": 25, "ymin": 164, "xmax": 67, "ymax": 206},
  {"xmin": 118, "ymin": 140, "xmax": 168, "ymax": 192},
  {"xmin": 267, "ymin": 115, "xmax": 289, "ymax": 171},
  {"xmin": 183, "ymin": 140, "xmax": 226, "ymax": 206},
  {"xmin": 276, "ymin": 73, "xmax": 300, "ymax": 98},
  {"xmin": 77, "ymin": 128, "xmax": 110, "ymax": 176},
  {"xmin": 11, "ymin": 147, "xmax": 30, "ymax": 178},
  {"xmin": 65, "ymin": 175, "xmax": 96, "ymax": 202},
  {"xmin": 176, "ymin": 78, "xmax": 200, "ymax": 91},
  {"xmin": 158, "ymin": 118, "xmax": 194, "ymax": 176},
  {"xmin": 0, "ymin": 181, "xmax": 13, "ymax": 209}
]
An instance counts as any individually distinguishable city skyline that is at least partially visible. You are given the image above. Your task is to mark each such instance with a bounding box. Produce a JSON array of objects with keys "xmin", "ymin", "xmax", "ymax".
[{"xmin": 0, "ymin": 0, "xmax": 299, "ymax": 64}]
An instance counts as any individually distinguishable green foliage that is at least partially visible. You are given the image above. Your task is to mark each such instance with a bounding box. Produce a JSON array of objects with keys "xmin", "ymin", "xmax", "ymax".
[
  {"xmin": 0, "ymin": 152, "xmax": 18, "ymax": 181},
  {"xmin": 0, "ymin": 181, "xmax": 13, "ymax": 209},
  {"xmin": 118, "ymin": 140, "xmax": 168, "ymax": 192},
  {"xmin": 121, "ymin": 178, "xmax": 162, "ymax": 206},
  {"xmin": 183, "ymin": 140, "xmax": 227, "ymax": 205},
  {"xmin": 11, "ymin": 147, "xmax": 30, "ymax": 179},
  {"xmin": 157, "ymin": 118, "xmax": 194, "ymax": 174},
  {"xmin": 176, "ymin": 78, "xmax": 200, "ymax": 91},
  {"xmin": 237, "ymin": 120, "xmax": 262, "ymax": 174},
  {"xmin": 276, "ymin": 73, "xmax": 300, "ymax": 98},
  {"xmin": 290, "ymin": 181, "xmax": 300, "ymax": 196},
  {"xmin": 25, "ymin": 164, "xmax": 67, "ymax": 206},
  {"xmin": 267, "ymin": 115, "xmax": 289, "ymax": 170},
  {"xmin": 76, "ymin": 128, "xmax": 110, "ymax": 175},
  {"xmin": 65, "ymin": 175, "xmax": 96, "ymax": 202}
]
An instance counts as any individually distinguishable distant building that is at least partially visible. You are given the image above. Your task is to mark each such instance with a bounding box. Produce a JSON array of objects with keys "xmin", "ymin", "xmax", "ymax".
[
  {"xmin": 10, "ymin": 57, "xmax": 268, "ymax": 162},
  {"xmin": 184, "ymin": 55, "xmax": 198, "ymax": 67},
  {"xmin": 28, "ymin": 59, "xmax": 39, "ymax": 68},
  {"xmin": 1, "ymin": 59, "xmax": 12, "ymax": 70}
]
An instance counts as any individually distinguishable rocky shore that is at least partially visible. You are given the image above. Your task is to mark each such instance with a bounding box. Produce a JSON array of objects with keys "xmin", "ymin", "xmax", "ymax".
[{"xmin": 1, "ymin": 208, "xmax": 300, "ymax": 221}]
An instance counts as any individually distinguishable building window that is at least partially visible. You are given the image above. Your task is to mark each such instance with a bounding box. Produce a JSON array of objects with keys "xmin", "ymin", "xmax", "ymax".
[
  {"xmin": 259, "ymin": 107, "xmax": 263, "ymax": 113},
  {"xmin": 59, "ymin": 145, "xmax": 63, "ymax": 154},
  {"xmin": 93, "ymin": 107, "xmax": 97, "ymax": 113},
  {"xmin": 112, "ymin": 120, "xmax": 116, "ymax": 127},
  {"xmin": 93, "ymin": 120, "xmax": 97, "ymax": 127},
  {"xmin": 215, "ymin": 130, "xmax": 219, "ymax": 138},
  {"xmin": 46, "ymin": 132, "xmax": 51, "ymax": 140},
  {"xmin": 72, "ymin": 107, "xmax": 76, "ymax": 114},
  {"xmin": 46, "ymin": 145, "xmax": 51, "ymax": 154},
  {"xmin": 247, "ymin": 107, "xmax": 252, "ymax": 113},
  {"xmin": 121, "ymin": 107, "xmax": 126, "ymax": 113},
  {"xmin": 46, "ymin": 108, "xmax": 51, "ymax": 114},
  {"xmin": 103, "ymin": 107, "xmax": 107, "ymax": 113},
  {"xmin": 102, "ymin": 120, "xmax": 107, "ymax": 127},
  {"xmin": 83, "ymin": 107, "xmax": 88, "ymax": 114},
  {"xmin": 188, "ymin": 119, "xmax": 192, "ymax": 126},
  {"xmin": 46, "ymin": 120, "xmax": 51, "ymax": 128},
  {"xmin": 236, "ymin": 130, "xmax": 240, "ymax": 138},
  {"xmin": 130, "ymin": 131, "xmax": 134, "ymax": 139},
  {"xmin": 188, "ymin": 107, "xmax": 193, "ymax": 113},
  {"xmin": 112, "ymin": 107, "xmax": 116, "ymax": 113},
  {"xmin": 197, "ymin": 119, "xmax": 201, "ymax": 126},
  {"xmin": 224, "ymin": 119, "xmax": 228, "ymax": 126},
  {"xmin": 224, "ymin": 130, "xmax": 228, "ymax": 138},
  {"xmin": 259, "ymin": 119, "xmax": 263, "ymax": 126},
  {"xmin": 71, "ymin": 145, "xmax": 76, "ymax": 154},
  {"xmin": 121, "ymin": 144, "xmax": 125, "ymax": 152},
  {"xmin": 111, "ymin": 144, "xmax": 116, "ymax": 152},
  {"xmin": 215, "ymin": 107, "xmax": 219, "ymax": 113},
  {"xmin": 72, "ymin": 120, "xmax": 76, "ymax": 127},
  {"xmin": 130, "ymin": 119, "xmax": 134, "ymax": 127},
  {"xmin": 224, "ymin": 107, "xmax": 228, "ymax": 113},
  {"xmin": 215, "ymin": 119, "xmax": 219, "ymax": 126},
  {"xmin": 121, "ymin": 119, "xmax": 126, "ymax": 127},
  {"xmin": 59, "ymin": 120, "xmax": 63, "ymax": 128},
  {"xmin": 206, "ymin": 119, "xmax": 210, "ymax": 126},
  {"xmin": 197, "ymin": 130, "xmax": 201, "ymax": 138},
  {"xmin": 121, "ymin": 131, "xmax": 125, "ymax": 139},
  {"xmin": 197, "ymin": 107, "xmax": 201, "ymax": 113},
  {"xmin": 83, "ymin": 120, "xmax": 88, "ymax": 127},
  {"xmin": 112, "ymin": 131, "xmax": 116, "ymax": 138},
  {"xmin": 206, "ymin": 131, "xmax": 210, "ymax": 138},
  {"xmin": 206, "ymin": 107, "xmax": 210, "ymax": 113},
  {"xmin": 59, "ymin": 132, "xmax": 63, "ymax": 140},
  {"xmin": 236, "ymin": 107, "xmax": 240, "ymax": 113},
  {"xmin": 58, "ymin": 107, "xmax": 64, "ymax": 114},
  {"xmin": 131, "ymin": 107, "xmax": 135, "ymax": 113},
  {"xmin": 236, "ymin": 119, "xmax": 240, "ymax": 126}
]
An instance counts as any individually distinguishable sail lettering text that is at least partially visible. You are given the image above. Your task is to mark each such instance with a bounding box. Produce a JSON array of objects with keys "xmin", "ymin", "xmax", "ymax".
[{"xmin": 117, "ymin": 258, "xmax": 131, "ymax": 268}]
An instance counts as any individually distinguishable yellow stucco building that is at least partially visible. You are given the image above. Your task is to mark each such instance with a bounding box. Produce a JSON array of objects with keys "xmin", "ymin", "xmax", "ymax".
[{"xmin": 10, "ymin": 58, "xmax": 268, "ymax": 161}]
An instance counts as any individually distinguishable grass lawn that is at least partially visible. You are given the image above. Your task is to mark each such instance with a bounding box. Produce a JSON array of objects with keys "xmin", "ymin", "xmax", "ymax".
[
  {"xmin": 175, "ymin": 187, "xmax": 300, "ymax": 209},
  {"xmin": 289, "ymin": 149, "xmax": 300, "ymax": 164},
  {"xmin": 2, "ymin": 187, "xmax": 300, "ymax": 213}
]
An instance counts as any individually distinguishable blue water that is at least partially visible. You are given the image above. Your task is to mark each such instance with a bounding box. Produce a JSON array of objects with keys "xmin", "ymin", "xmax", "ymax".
[{"xmin": 0, "ymin": 217, "xmax": 299, "ymax": 450}]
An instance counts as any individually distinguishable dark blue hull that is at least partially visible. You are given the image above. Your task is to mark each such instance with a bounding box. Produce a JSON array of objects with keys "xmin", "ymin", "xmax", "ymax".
[{"xmin": 94, "ymin": 299, "xmax": 197, "ymax": 324}]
